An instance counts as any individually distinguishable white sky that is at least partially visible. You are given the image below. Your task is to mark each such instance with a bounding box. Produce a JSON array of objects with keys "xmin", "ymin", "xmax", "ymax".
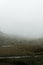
[{"xmin": 0, "ymin": 0, "xmax": 43, "ymax": 38}]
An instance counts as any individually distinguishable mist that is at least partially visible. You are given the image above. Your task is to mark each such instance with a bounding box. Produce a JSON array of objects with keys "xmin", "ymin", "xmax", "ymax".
[{"xmin": 0, "ymin": 0, "xmax": 43, "ymax": 38}]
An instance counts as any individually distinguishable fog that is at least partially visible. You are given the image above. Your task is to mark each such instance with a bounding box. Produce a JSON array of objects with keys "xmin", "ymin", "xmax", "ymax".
[{"xmin": 0, "ymin": 0, "xmax": 43, "ymax": 38}]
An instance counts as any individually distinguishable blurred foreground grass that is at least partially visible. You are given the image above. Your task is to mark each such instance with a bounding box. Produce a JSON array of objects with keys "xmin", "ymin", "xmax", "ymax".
[{"xmin": 0, "ymin": 54, "xmax": 43, "ymax": 65}]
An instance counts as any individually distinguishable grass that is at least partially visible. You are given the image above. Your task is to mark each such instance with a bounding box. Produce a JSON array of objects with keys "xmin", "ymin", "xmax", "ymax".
[
  {"xmin": 0, "ymin": 44, "xmax": 43, "ymax": 56},
  {"xmin": 0, "ymin": 44, "xmax": 43, "ymax": 65},
  {"xmin": 0, "ymin": 54, "xmax": 43, "ymax": 65},
  {"xmin": 0, "ymin": 32, "xmax": 43, "ymax": 64}
]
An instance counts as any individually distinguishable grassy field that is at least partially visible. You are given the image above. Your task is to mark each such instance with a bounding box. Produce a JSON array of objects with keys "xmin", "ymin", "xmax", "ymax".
[
  {"xmin": 0, "ymin": 32, "xmax": 43, "ymax": 64},
  {"xmin": 0, "ymin": 44, "xmax": 43, "ymax": 65},
  {"xmin": 0, "ymin": 43, "xmax": 43, "ymax": 56}
]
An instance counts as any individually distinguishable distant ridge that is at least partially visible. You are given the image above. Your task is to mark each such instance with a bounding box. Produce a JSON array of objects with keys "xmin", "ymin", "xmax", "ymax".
[{"xmin": 0, "ymin": 31, "xmax": 43, "ymax": 47}]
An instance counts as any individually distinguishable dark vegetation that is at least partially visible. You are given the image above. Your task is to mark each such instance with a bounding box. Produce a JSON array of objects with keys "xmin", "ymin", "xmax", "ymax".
[
  {"xmin": 0, "ymin": 55, "xmax": 43, "ymax": 65},
  {"xmin": 0, "ymin": 32, "xmax": 43, "ymax": 64}
]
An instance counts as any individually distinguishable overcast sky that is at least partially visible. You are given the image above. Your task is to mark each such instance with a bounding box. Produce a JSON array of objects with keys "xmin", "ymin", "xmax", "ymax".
[{"xmin": 0, "ymin": 0, "xmax": 43, "ymax": 38}]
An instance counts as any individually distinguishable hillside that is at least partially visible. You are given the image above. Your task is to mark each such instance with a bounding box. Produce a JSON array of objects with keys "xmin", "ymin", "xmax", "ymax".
[{"xmin": 0, "ymin": 31, "xmax": 43, "ymax": 46}]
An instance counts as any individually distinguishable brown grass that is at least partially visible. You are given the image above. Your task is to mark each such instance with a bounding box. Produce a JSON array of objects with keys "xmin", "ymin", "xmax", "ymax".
[{"xmin": 0, "ymin": 44, "xmax": 43, "ymax": 56}]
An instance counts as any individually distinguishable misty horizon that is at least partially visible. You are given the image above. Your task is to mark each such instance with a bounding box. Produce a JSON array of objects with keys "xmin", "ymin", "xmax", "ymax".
[{"xmin": 0, "ymin": 0, "xmax": 43, "ymax": 39}]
